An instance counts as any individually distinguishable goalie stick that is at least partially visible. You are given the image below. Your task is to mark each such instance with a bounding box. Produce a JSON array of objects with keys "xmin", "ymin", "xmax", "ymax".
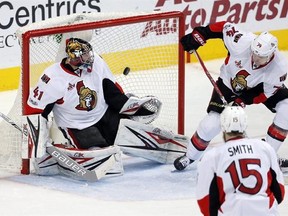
[
  {"xmin": 0, "ymin": 111, "xmax": 22, "ymax": 132},
  {"xmin": 0, "ymin": 112, "xmax": 112, "ymax": 181},
  {"xmin": 193, "ymin": 50, "xmax": 228, "ymax": 106}
]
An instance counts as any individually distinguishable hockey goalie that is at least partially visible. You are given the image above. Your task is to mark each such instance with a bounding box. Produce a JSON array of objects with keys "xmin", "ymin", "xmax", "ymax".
[{"xmin": 23, "ymin": 37, "xmax": 187, "ymax": 182}]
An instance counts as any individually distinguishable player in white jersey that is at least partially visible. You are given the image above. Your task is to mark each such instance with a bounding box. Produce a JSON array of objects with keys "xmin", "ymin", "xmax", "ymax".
[
  {"xmin": 174, "ymin": 21, "xmax": 288, "ymax": 172},
  {"xmin": 196, "ymin": 106, "xmax": 285, "ymax": 216},
  {"xmin": 26, "ymin": 38, "xmax": 186, "ymax": 181},
  {"xmin": 28, "ymin": 37, "xmax": 159, "ymax": 149}
]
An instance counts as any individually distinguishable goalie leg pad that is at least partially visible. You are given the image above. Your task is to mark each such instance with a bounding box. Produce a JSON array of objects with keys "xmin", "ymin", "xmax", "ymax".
[
  {"xmin": 55, "ymin": 145, "xmax": 124, "ymax": 181},
  {"xmin": 114, "ymin": 119, "xmax": 188, "ymax": 164},
  {"xmin": 22, "ymin": 114, "xmax": 53, "ymax": 167},
  {"xmin": 33, "ymin": 153, "xmax": 59, "ymax": 175}
]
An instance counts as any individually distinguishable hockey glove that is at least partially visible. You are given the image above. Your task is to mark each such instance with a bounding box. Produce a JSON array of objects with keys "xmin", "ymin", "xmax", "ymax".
[
  {"xmin": 120, "ymin": 95, "xmax": 162, "ymax": 124},
  {"xmin": 232, "ymin": 98, "xmax": 246, "ymax": 108},
  {"xmin": 180, "ymin": 27, "xmax": 206, "ymax": 52}
]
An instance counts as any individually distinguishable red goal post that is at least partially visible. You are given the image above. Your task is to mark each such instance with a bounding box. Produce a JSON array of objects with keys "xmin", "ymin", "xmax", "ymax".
[{"xmin": 1, "ymin": 11, "xmax": 185, "ymax": 174}]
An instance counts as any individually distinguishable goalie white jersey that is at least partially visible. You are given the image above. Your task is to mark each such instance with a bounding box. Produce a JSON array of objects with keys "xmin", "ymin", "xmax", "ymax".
[
  {"xmin": 28, "ymin": 54, "xmax": 115, "ymax": 130},
  {"xmin": 196, "ymin": 138, "xmax": 285, "ymax": 216},
  {"xmin": 220, "ymin": 22, "xmax": 287, "ymax": 101}
]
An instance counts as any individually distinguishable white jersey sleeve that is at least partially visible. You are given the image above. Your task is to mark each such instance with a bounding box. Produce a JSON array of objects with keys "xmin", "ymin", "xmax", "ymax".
[
  {"xmin": 222, "ymin": 22, "xmax": 256, "ymax": 57},
  {"xmin": 28, "ymin": 64, "xmax": 67, "ymax": 110},
  {"xmin": 28, "ymin": 53, "xmax": 116, "ymax": 130},
  {"xmin": 263, "ymin": 51, "xmax": 288, "ymax": 98},
  {"xmin": 95, "ymin": 54, "xmax": 116, "ymax": 82}
]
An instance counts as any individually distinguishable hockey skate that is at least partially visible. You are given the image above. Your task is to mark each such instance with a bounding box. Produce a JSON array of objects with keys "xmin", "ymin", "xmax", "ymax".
[
  {"xmin": 174, "ymin": 155, "xmax": 193, "ymax": 171},
  {"xmin": 278, "ymin": 157, "xmax": 288, "ymax": 173}
]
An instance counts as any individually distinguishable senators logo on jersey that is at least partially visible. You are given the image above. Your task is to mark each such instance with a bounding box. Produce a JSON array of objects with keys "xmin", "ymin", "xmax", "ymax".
[
  {"xmin": 75, "ymin": 81, "xmax": 97, "ymax": 111},
  {"xmin": 231, "ymin": 70, "xmax": 250, "ymax": 93}
]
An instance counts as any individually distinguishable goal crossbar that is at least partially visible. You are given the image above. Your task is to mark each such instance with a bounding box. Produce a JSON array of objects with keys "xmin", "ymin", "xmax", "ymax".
[{"xmin": 2, "ymin": 11, "xmax": 186, "ymax": 174}]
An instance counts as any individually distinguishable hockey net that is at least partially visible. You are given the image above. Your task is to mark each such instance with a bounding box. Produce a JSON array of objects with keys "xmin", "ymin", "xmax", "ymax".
[{"xmin": 0, "ymin": 11, "xmax": 185, "ymax": 174}]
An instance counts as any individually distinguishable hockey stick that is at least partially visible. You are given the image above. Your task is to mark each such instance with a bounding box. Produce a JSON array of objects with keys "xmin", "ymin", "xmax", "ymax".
[
  {"xmin": 0, "ymin": 112, "xmax": 112, "ymax": 181},
  {"xmin": 193, "ymin": 50, "xmax": 228, "ymax": 106},
  {"xmin": 0, "ymin": 111, "xmax": 22, "ymax": 132}
]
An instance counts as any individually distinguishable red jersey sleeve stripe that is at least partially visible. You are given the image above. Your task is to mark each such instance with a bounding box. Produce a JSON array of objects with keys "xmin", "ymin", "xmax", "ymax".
[{"xmin": 209, "ymin": 21, "xmax": 226, "ymax": 33}]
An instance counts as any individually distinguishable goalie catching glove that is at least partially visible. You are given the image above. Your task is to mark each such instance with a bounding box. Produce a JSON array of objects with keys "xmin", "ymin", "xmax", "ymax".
[{"xmin": 119, "ymin": 95, "xmax": 162, "ymax": 124}]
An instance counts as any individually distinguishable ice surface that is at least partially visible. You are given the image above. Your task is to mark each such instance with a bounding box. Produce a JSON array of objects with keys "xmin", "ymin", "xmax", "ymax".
[{"xmin": 0, "ymin": 54, "xmax": 288, "ymax": 215}]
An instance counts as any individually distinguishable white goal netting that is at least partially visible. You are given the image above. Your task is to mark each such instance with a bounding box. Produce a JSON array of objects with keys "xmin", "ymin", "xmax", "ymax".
[{"xmin": 0, "ymin": 11, "xmax": 185, "ymax": 173}]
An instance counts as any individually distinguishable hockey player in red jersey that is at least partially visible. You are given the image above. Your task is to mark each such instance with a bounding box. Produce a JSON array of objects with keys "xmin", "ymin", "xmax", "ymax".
[
  {"xmin": 174, "ymin": 21, "xmax": 288, "ymax": 172},
  {"xmin": 196, "ymin": 106, "xmax": 285, "ymax": 216}
]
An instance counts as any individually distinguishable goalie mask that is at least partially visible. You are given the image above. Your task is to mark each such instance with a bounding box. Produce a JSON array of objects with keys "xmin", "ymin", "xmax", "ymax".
[
  {"xmin": 220, "ymin": 106, "xmax": 247, "ymax": 133},
  {"xmin": 66, "ymin": 38, "xmax": 94, "ymax": 70}
]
